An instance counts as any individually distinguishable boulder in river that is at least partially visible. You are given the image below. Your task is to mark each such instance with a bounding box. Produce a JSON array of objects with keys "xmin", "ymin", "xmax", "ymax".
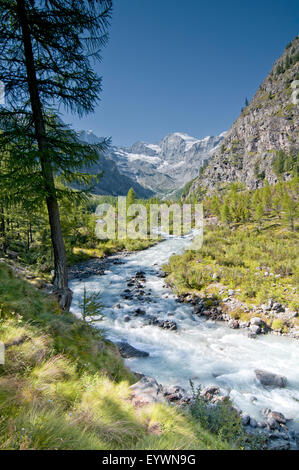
[
  {"xmin": 135, "ymin": 270, "xmax": 146, "ymax": 279},
  {"xmin": 250, "ymin": 418, "xmax": 257, "ymax": 428},
  {"xmin": 116, "ymin": 342, "xmax": 149, "ymax": 359},
  {"xmin": 255, "ymin": 369, "xmax": 287, "ymax": 388},
  {"xmin": 134, "ymin": 308, "xmax": 146, "ymax": 316},
  {"xmin": 241, "ymin": 414, "xmax": 250, "ymax": 426},
  {"xmin": 249, "ymin": 324, "xmax": 261, "ymax": 335},
  {"xmin": 158, "ymin": 320, "xmax": 177, "ymax": 331},
  {"xmin": 228, "ymin": 319, "xmax": 239, "ymax": 329}
]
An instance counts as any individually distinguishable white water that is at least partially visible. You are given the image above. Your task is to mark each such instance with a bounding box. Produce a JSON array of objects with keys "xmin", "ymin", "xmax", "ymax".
[{"xmin": 70, "ymin": 233, "xmax": 299, "ymax": 425}]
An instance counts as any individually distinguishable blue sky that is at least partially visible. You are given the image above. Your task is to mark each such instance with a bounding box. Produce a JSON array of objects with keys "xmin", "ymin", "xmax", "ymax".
[{"xmin": 64, "ymin": 0, "xmax": 298, "ymax": 146}]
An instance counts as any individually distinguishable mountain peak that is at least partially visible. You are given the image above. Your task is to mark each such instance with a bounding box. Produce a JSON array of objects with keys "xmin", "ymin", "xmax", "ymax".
[{"xmin": 79, "ymin": 130, "xmax": 225, "ymax": 196}]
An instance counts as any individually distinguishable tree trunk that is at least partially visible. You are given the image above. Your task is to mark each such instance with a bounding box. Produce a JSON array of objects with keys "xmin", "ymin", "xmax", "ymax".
[
  {"xmin": 0, "ymin": 204, "xmax": 7, "ymax": 253},
  {"xmin": 16, "ymin": 0, "xmax": 72, "ymax": 310}
]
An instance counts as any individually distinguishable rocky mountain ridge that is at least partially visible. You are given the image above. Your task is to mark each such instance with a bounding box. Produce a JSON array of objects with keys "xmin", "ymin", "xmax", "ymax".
[
  {"xmin": 78, "ymin": 130, "xmax": 225, "ymax": 197},
  {"xmin": 188, "ymin": 36, "xmax": 299, "ymax": 197}
]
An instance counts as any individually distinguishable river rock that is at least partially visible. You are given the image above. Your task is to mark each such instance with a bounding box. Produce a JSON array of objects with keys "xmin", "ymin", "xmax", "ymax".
[
  {"xmin": 262, "ymin": 407, "xmax": 272, "ymax": 417},
  {"xmin": 267, "ymin": 416, "xmax": 279, "ymax": 430},
  {"xmin": 272, "ymin": 302, "xmax": 284, "ymax": 312},
  {"xmin": 163, "ymin": 385, "xmax": 186, "ymax": 402},
  {"xmin": 250, "ymin": 418, "xmax": 257, "ymax": 428},
  {"xmin": 250, "ymin": 317, "xmax": 263, "ymax": 326},
  {"xmin": 130, "ymin": 376, "xmax": 166, "ymax": 405},
  {"xmin": 135, "ymin": 270, "xmax": 146, "ymax": 279},
  {"xmin": 268, "ymin": 298, "xmax": 274, "ymax": 308},
  {"xmin": 194, "ymin": 303, "xmax": 204, "ymax": 315},
  {"xmin": 257, "ymin": 421, "xmax": 266, "ymax": 428},
  {"xmin": 249, "ymin": 324, "xmax": 261, "ymax": 334},
  {"xmin": 116, "ymin": 342, "xmax": 149, "ymax": 359},
  {"xmin": 200, "ymin": 385, "xmax": 220, "ymax": 400},
  {"xmin": 158, "ymin": 320, "xmax": 177, "ymax": 331},
  {"xmin": 134, "ymin": 308, "xmax": 146, "ymax": 316},
  {"xmin": 268, "ymin": 411, "xmax": 287, "ymax": 424},
  {"xmin": 121, "ymin": 292, "xmax": 133, "ymax": 300},
  {"xmin": 228, "ymin": 319, "xmax": 239, "ymax": 329},
  {"xmin": 255, "ymin": 369, "xmax": 287, "ymax": 388},
  {"xmin": 241, "ymin": 414, "xmax": 250, "ymax": 426},
  {"xmin": 239, "ymin": 321, "xmax": 249, "ymax": 328},
  {"xmin": 157, "ymin": 271, "xmax": 167, "ymax": 278}
]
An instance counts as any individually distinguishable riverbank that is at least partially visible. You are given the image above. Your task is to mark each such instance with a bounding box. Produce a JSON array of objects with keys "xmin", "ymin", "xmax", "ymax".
[
  {"xmin": 163, "ymin": 219, "xmax": 299, "ymax": 338},
  {"xmin": 0, "ymin": 260, "xmax": 235, "ymax": 450},
  {"xmin": 69, "ymin": 258, "xmax": 299, "ymax": 450},
  {"xmin": 69, "ymin": 233, "xmax": 299, "ymax": 450}
]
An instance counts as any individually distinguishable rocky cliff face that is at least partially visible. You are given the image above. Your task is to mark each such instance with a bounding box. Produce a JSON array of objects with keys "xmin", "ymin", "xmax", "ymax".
[{"xmin": 189, "ymin": 36, "xmax": 299, "ymax": 196}]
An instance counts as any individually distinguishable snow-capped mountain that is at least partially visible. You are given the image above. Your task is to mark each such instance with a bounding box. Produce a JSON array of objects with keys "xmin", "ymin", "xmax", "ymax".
[{"xmin": 77, "ymin": 130, "xmax": 226, "ymax": 196}]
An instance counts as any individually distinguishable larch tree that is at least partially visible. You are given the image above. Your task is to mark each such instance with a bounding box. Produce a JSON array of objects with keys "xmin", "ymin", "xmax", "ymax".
[
  {"xmin": 127, "ymin": 187, "xmax": 136, "ymax": 206},
  {"xmin": 0, "ymin": 0, "xmax": 112, "ymax": 309}
]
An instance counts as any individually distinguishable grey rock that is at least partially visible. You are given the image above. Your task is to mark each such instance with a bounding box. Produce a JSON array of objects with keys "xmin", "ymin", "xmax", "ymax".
[
  {"xmin": 268, "ymin": 411, "xmax": 287, "ymax": 424},
  {"xmin": 273, "ymin": 302, "xmax": 282, "ymax": 310},
  {"xmin": 116, "ymin": 342, "xmax": 149, "ymax": 359},
  {"xmin": 255, "ymin": 369, "xmax": 287, "ymax": 388},
  {"xmin": 250, "ymin": 418, "xmax": 258, "ymax": 428},
  {"xmin": 194, "ymin": 304, "xmax": 204, "ymax": 315},
  {"xmin": 241, "ymin": 414, "xmax": 250, "ymax": 426},
  {"xmin": 257, "ymin": 421, "xmax": 266, "ymax": 428},
  {"xmin": 250, "ymin": 317, "xmax": 263, "ymax": 326},
  {"xmin": 134, "ymin": 308, "xmax": 146, "ymax": 316},
  {"xmin": 262, "ymin": 408, "xmax": 272, "ymax": 418},
  {"xmin": 268, "ymin": 298, "xmax": 274, "ymax": 308},
  {"xmin": 130, "ymin": 376, "xmax": 166, "ymax": 404},
  {"xmin": 267, "ymin": 417, "xmax": 279, "ymax": 430},
  {"xmin": 200, "ymin": 385, "xmax": 220, "ymax": 399},
  {"xmin": 228, "ymin": 319, "xmax": 239, "ymax": 329},
  {"xmin": 249, "ymin": 324, "xmax": 261, "ymax": 334},
  {"xmin": 158, "ymin": 320, "xmax": 177, "ymax": 331}
]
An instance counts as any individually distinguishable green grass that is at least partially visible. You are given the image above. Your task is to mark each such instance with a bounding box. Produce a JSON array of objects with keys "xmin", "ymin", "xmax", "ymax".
[
  {"xmin": 0, "ymin": 262, "xmax": 235, "ymax": 450},
  {"xmin": 69, "ymin": 238, "xmax": 158, "ymax": 264},
  {"xmin": 163, "ymin": 217, "xmax": 299, "ymax": 331}
]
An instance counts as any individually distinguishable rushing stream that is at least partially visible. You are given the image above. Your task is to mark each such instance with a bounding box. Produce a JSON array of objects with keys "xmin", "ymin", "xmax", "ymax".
[{"xmin": 70, "ymin": 233, "xmax": 299, "ymax": 427}]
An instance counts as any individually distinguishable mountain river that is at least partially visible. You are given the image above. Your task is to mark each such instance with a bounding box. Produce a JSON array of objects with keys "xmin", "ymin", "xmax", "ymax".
[{"xmin": 70, "ymin": 232, "xmax": 299, "ymax": 427}]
